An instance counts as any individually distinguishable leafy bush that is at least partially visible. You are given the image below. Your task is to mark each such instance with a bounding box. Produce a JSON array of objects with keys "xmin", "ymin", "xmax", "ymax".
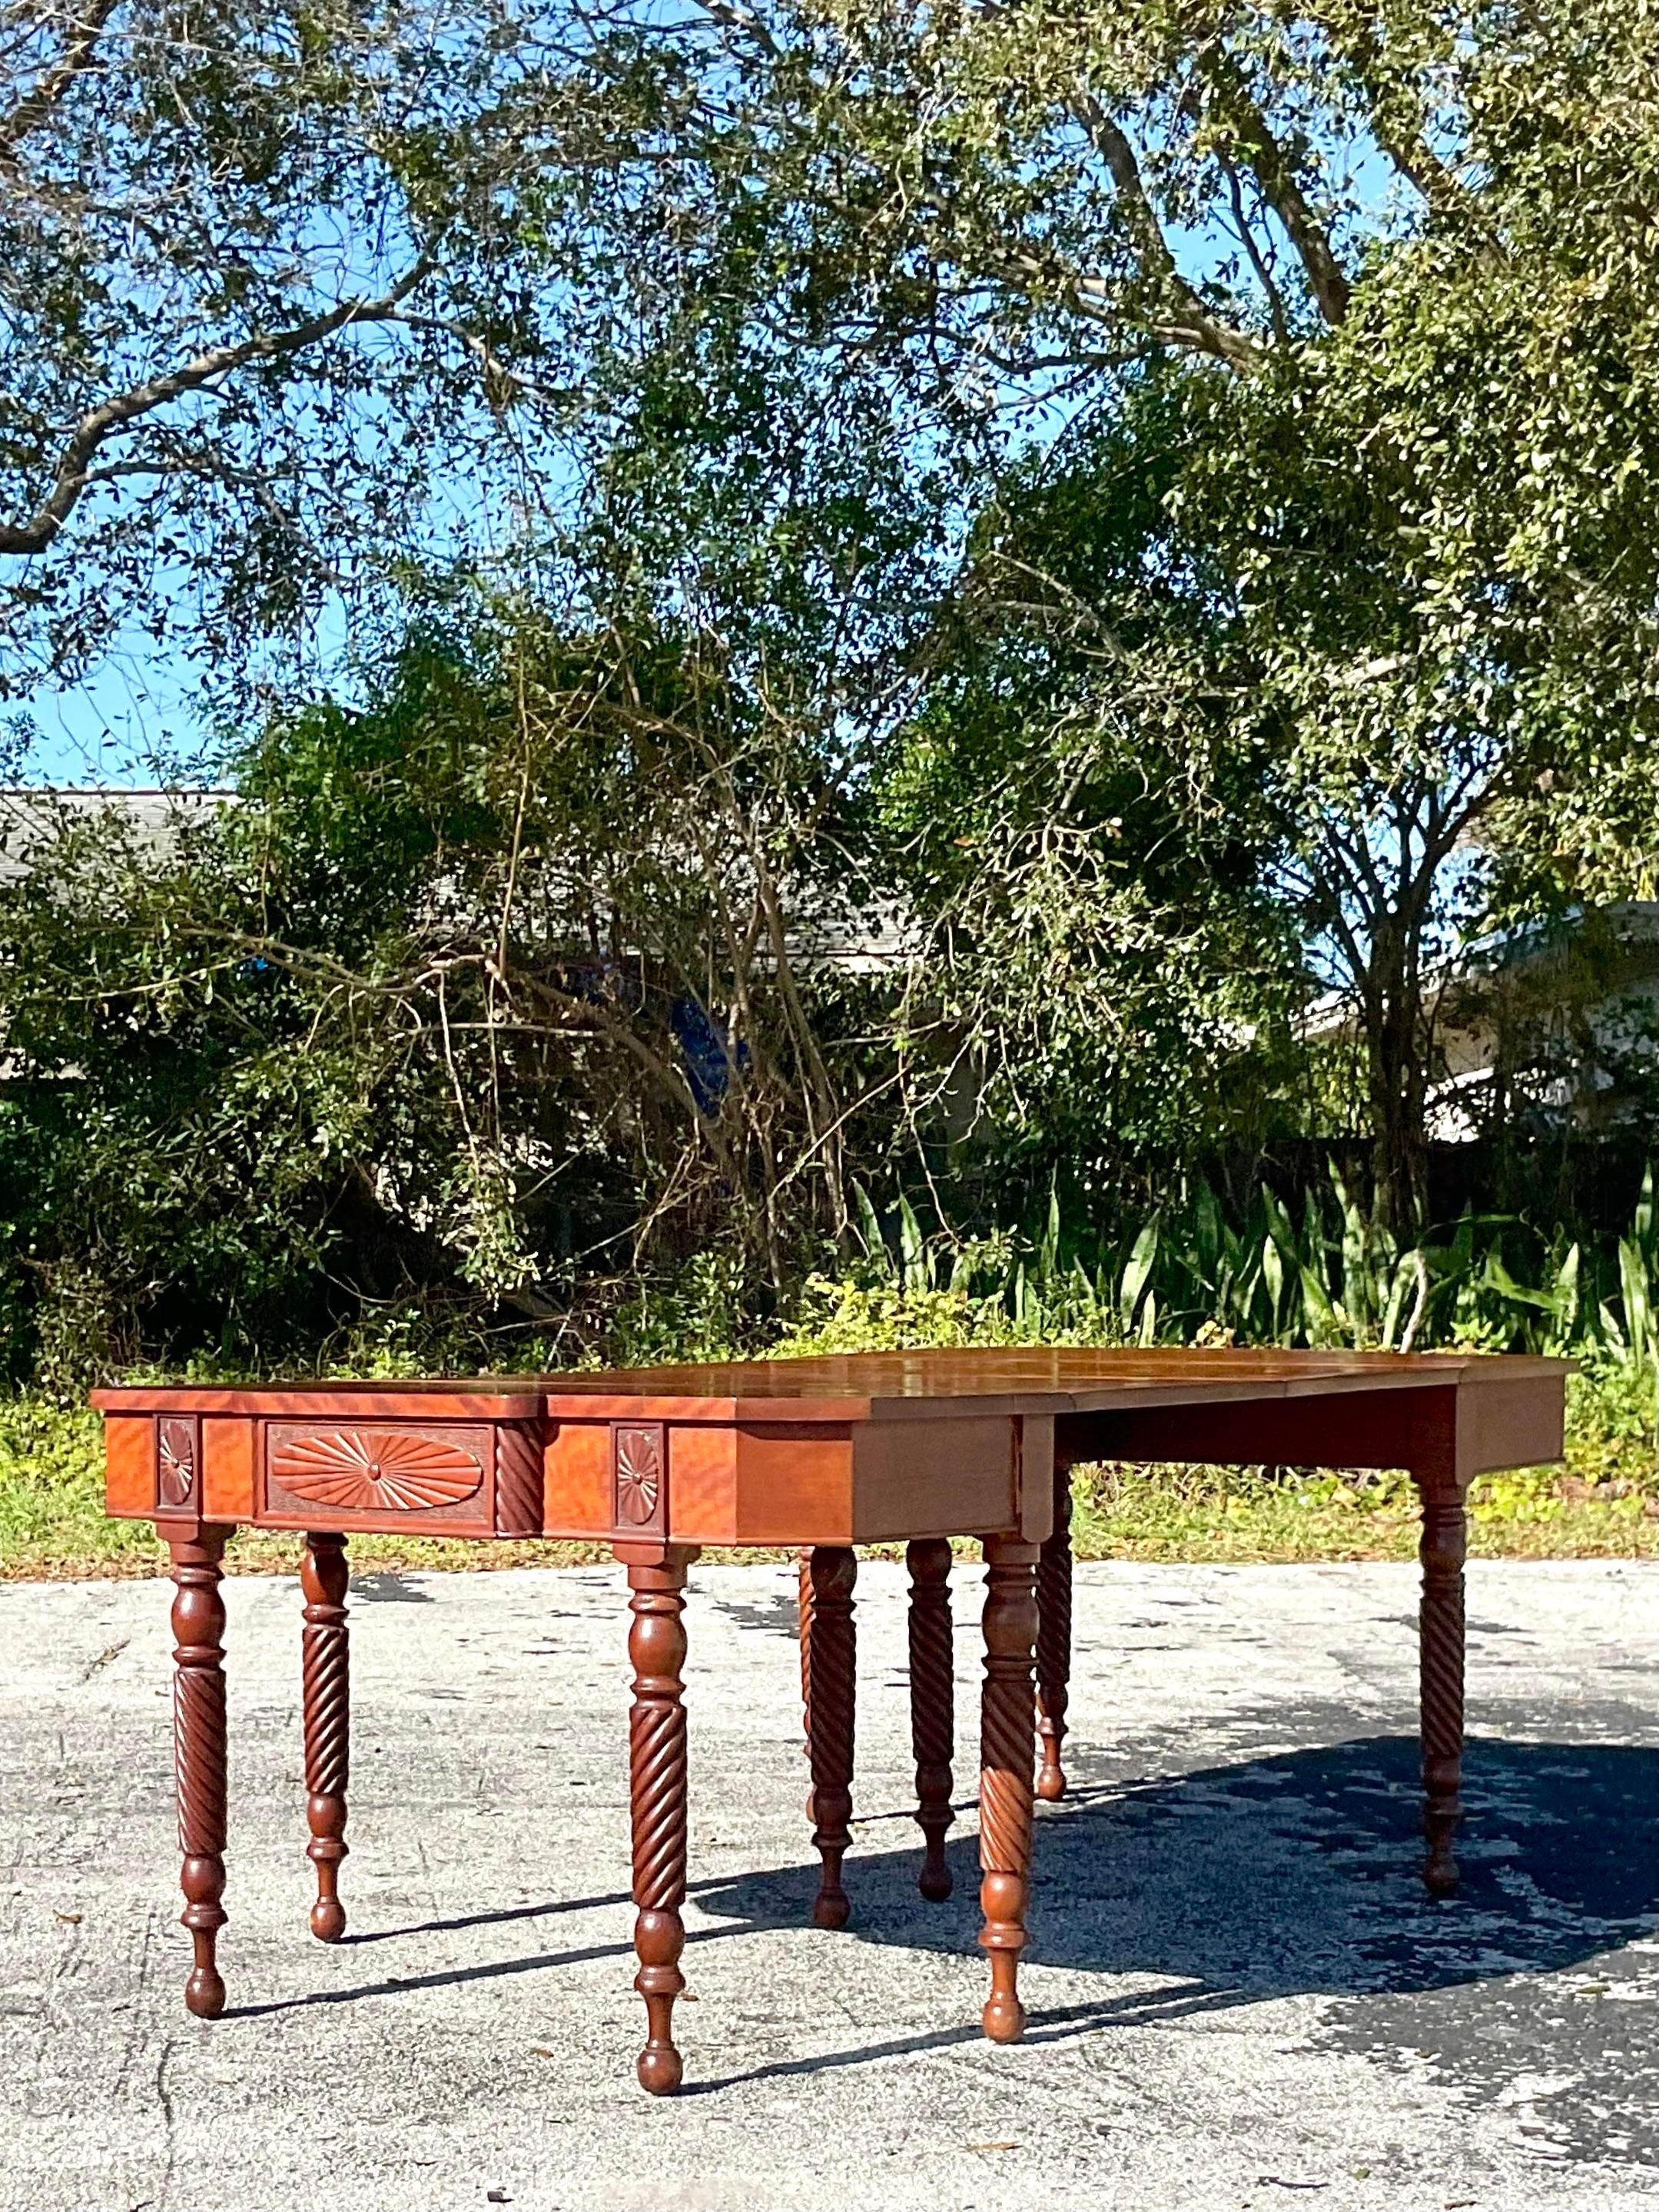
[{"xmin": 793, "ymin": 1168, "xmax": 1659, "ymax": 1366}]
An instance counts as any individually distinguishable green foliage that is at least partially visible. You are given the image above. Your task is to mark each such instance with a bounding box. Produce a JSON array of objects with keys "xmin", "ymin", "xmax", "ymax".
[
  {"xmin": 784, "ymin": 1168, "xmax": 1659, "ymax": 1368},
  {"xmin": 0, "ymin": 1398, "xmax": 156, "ymax": 1575},
  {"xmin": 606, "ymin": 1252, "xmax": 755, "ymax": 1369},
  {"xmin": 0, "ymin": 605, "xmax": 913, "ymax": 1381},
  {"xmin": 0, "ymin": 1, "xmax": 587, "ymax": 696},
  {"xmin": 526, "ymin": 0, "xmax": 1659, "ymax": 1225}
]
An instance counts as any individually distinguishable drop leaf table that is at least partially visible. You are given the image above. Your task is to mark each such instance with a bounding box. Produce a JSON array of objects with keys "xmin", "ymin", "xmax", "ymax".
[{"xmin": 95, "ymin": 1346, "xmax": 1568, "ymax": 2093}]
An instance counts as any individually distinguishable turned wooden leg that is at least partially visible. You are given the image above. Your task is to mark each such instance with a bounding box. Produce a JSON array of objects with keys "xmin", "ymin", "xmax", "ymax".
[
  {"xmin": 301, "ymin": 1531, "xmax": 350, "ymax": 1942},
  {"xmin": 623, "ymin": 1545, "xmax": 695, "ymax": 2094},
  {"xmin": 978, "ymin": 1536, "xmax": 1039, "ymax": 2044},
  {"xmin": 801, "ymin": 1545, "xmax": 857, "ymax": 1929},
  {"xmin": 1035, "ymin": 1464, "xmax": 1073, "ymax": 1802},
  {"xmin": 907, "ymin": 1538, "xmax": 954, "ymax": 1900},
  {"xmin": 168, "ymin": 1528, "xmax": 231, "ymax": 2019},
  {"xmin": 797, "ymin": 1546, "xmax": 815, "ymax": 1824},
  {"xmin": 1418, "ymin": 1477, "xmax": 1467, "ymax": 1897}
]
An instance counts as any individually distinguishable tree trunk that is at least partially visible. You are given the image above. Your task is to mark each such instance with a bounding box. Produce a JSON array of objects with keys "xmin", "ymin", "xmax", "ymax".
[{"xmin": 1362, "ymin": 932, "xmax": 1431, "ymax": 1235}]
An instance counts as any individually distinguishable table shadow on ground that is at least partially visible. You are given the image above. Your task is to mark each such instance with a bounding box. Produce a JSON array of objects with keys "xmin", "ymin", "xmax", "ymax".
[
  {"xmin": 235, "ymin": 1733, "xmax": 1654, "ymax": 2036},
  {"xmin": 682, "ymin": 1731, "xmax": 1659, "ymax": 2119},
  {"xmin": 696, "ymin": 1733, "xmax": 1657, "ymax": 1995}
]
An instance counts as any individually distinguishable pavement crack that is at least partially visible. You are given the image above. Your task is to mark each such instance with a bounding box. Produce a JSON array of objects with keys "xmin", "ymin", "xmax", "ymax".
[
  {"xmin": 112, "ymin": 1909, "xmax": 157, "ymax": 2103},
  {"xmin": 80, "ymin": 1637, "xmax": 131, "ymax": 1685},
  {"xmin": 154, "ymin": 2036, "xmax": 177, "ymax": 2211}
]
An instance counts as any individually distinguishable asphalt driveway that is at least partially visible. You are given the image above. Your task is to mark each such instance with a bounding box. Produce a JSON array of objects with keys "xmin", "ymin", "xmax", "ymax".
[{"xmin": 1, "ymin": 1557, "xmax": 1653, "ymax": 2212}]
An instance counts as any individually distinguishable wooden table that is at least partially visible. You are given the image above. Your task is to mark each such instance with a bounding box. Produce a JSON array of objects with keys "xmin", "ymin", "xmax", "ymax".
[{"xmin": 95, "ymin": 1347, "xmax": 1568, "ymax": 2092}]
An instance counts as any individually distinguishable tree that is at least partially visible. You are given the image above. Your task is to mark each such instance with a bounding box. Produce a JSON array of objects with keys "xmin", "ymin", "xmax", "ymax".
[
  {"xmin": 0, "ymin": 260, "xmax": 957, "ymax": 1375},
  {"xmin": 629, "ymin": 0, "xmax": 1659, "ymax": 1226},
  {"xmin": 877, "ymin": 376, "xmax": 1305, "ymax": 1211},
  {"xmin": 0, "ymin": 616, "xmax": 881, "ymax": 1370},
  {"xmin": 0, "ymin": 0, "xmax": 635, "ymax": 698},
  {"xmin": 8, "ymin": 0, "xmax": 1654, "ymax": 1244}
]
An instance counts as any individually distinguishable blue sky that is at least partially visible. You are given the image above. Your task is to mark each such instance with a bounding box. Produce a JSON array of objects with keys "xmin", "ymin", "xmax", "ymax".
[{"xmin": 12, "ymin": 69, "xmax": 1402, "ymax": 791}]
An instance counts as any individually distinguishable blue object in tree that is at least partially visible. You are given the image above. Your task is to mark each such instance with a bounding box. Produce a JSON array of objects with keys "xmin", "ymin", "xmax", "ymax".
[{"xmin": 671, "ymin": 996, "xmax": 746, "ymax": 1113}]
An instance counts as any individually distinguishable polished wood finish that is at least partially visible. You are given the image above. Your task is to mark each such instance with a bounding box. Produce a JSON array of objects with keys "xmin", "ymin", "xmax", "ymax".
[
  {"xmin": 801, "ymin": 1545, "xmax": 858, "ymax": 1929},
  {"xmin": 906, "ymin": 1538, "xmax": 955, "ymax": 1900},
  {"xmin": 977, "ymin": 1537, "xmax": 1039, "ymax": 2044},
  {"xmin": 99, "ymin": 1351, "xmax": 1567, "ymax": 1545},
  {"xmin": 1417, "ymin": 1471, "xmax": 1467, "ymax": 1895},
  {"xmin": 104, "ymin": 1414, "xmax": 154, "ymax": 1517},
  {"xmin": 796, "ymin": 1547, "xmax": 815, "ymax": 1845},
  {"xmin": 261, "ymin": 1420, "xmax": 499, "ymax": 1537},
  {"xmin": 1036, "ymin": 1463, "xmax": 1073, "ymax": 1802},
  {"xmin": 1017, "ymin": 1412, "xmax": 1057, "ymax": 1542},
  {"xmin": 614, "ymin": 1422, "xmax": 668, "ymax": 1535},
  {"xmin": 158, "ymin": 1414, "xmax": 199, "ymax": 1511},
  {"xmin": 854, "ymin": 1416, "xmax": 1018, "ymax": 1542},
  {"xmin": 494, "ymin": 1420, "xmax": 543, "ymax": 1535},
  {"xmin": 202, "ymin": 1414, "xmax": 257, "ymax": 1521},
  {"xmin": 541, "ymin": 1419, "xmax": 612, "ymax": 1534},
  {"xmin": 300, "ymin": 1531, "xmax": 351, "ymax": 1942},
  {"xmin": 621, "ymin": 1541, "xmax": 698, "ymax": 2094},
  {"xmin": 1063, "ymin": 1371, "xmax": 1564, "ymax": 1487},
  {"xmin": 168, "ymin": 1527, "xmax": 231, "ymax": 2018},
  {"xmin": 94, "ymin": 1346, "xmax": 1566, "ymax": 1415},
  {"xmin": 98, "ymin": 1348, "xmax": 1570, "ymax": 2088}
]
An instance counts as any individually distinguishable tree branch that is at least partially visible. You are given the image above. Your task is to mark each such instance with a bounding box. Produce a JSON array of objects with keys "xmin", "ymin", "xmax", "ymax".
[
  {"xmin": 1067, "ymin": 93, "xmax": 1265, "ymax": 371},
  {"xmin": 1304, "ymin": 8, "xmax": 1475, "ymax": 228},
  {"xmin": 1220, "ymin": 156, "xmax": 1290, "ymax": 342},
  {"xmin": 0, "ymin": 257, "xmax": 435, "ymax": 555},
  {"xmin": 685, "ymin": 0, "xmax": 781, "ymax": 62},
  {"xmin": 1197, "ymin": 47, "xmax": 1350, "ymax": 326},
  {"xmin": 0, "ymin": 0, "xmax": 118, "ymax": 162}
]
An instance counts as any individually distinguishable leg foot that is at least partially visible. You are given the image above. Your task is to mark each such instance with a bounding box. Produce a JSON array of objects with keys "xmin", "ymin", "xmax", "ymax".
[
  {"xmin": 622, "ymin": 1545, "xmax": 696, "ymax": 2094},
  {"xmin": 632, "ymin": 1909, "xmax": 685, "ymax": 2094},
  {"xmin": 978, "ymin": 1536, "xmax": 1038, "ymax": 2044},
  {"xmin": 1036, "ymin": 1467, "xmax": 1073, "ymax": 1802},
  {"xmin": 802, "ymin": 1546, "xmax": 856, "ymax": 1928},
  {"xmin": 1418, "ymin": 1480, "xmax": 1466, "ymax": 1896},
  {"xmin": 907, "ymin": 1538, "xmax": 954, "ymax": 1900},
  {"xmin": 169, "ymin": 1529, "xmax": 231, "ymax": 2018},
  {"xmin": 301, "ymin": 1531, "xmax": 350, "ymax": 1942}
]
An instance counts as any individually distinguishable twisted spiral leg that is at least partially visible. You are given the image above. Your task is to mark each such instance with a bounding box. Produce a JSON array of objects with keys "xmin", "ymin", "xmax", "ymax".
[
  {"xmin": 169, "ymin": 1529, "xmax": 231, "ymax": 2019},
  {"xmin": 624, "ymin": 1548, "xmax": 695, "ymax": 2094},
  {"xmin": 1418, "ymin": 1481, "xmax": 1467, "ymax": 1897},
  {"xmin": 1036, "ymin": 1466, "xmax": 1073, "ymax": 1802},
  {"xmin": 978, "ymin": 1537, "xmax": 1038, "ymax": 2044},
  {"xmin": 802, "ymin": 1546, "xmax": 857, "ymax": 1929},
  {"xmin": 907, "ymin": 1539, "xmax": 954, "ymax": 1900},
  {"xmin": 301, "ymin": 1531, "xmax": 350, "ymax": 1942},
  {"xmin": 797, "ymin": 1547, "xmax": 815, "ymax": 1827}
]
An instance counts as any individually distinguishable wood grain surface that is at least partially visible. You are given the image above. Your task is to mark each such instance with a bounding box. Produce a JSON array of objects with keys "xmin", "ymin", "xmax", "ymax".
[{"xmin": 99, "ymin": 1346, "xmax": 1570, "ymax": 2088}]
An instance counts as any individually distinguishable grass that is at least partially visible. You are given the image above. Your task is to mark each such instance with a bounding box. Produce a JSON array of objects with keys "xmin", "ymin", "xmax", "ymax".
[
  {"xmin": 1, "ymin": 1362, "xmax": 1651, "ymax": 1581},
  {"xmin": 8, "ymin": 1168, "xmax": 1650, "ymax": 1579}
]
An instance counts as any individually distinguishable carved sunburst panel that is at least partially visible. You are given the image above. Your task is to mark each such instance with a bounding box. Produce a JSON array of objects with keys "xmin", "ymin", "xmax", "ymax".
[
  {"xmin": 158, "ymin": 1417, "xmax": 197, "ymax": 1508},
  {"xmin": 268, "ymin": 1428, "xmax": 486, "ymax": 1515},
  {"xmin": 613, "ymin": 1424, "xmax": 664, "ymax": 1528}
]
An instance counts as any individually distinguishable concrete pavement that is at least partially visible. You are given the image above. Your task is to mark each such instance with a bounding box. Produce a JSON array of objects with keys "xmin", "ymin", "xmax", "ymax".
[{"xmin": 0, "ymin": 1557, "xmax": 1654, "ymax": 2212}]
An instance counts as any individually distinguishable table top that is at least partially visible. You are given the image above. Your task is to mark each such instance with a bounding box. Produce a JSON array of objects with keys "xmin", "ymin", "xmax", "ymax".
[
  {"xmin": 96, "ymin": 1348, "xmax": 1571, "ymax": 1546},
  {"xmin": 93, "ymin": 1345, "xmax": 1571, "ymax": 1424}
]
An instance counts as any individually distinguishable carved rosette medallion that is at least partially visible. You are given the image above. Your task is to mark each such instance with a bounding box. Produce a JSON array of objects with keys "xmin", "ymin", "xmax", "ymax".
[
  {"xmin": 613, "ymin": 1423, "xmax": 666, "ymax": 1534},
  {"xmin": 158, "ymin": 1416, "xmax": 198, "ymax": 1510},
  {"xmin": 269, "ymin": 1428, "xmax": 485, "ymax": 1514}
]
